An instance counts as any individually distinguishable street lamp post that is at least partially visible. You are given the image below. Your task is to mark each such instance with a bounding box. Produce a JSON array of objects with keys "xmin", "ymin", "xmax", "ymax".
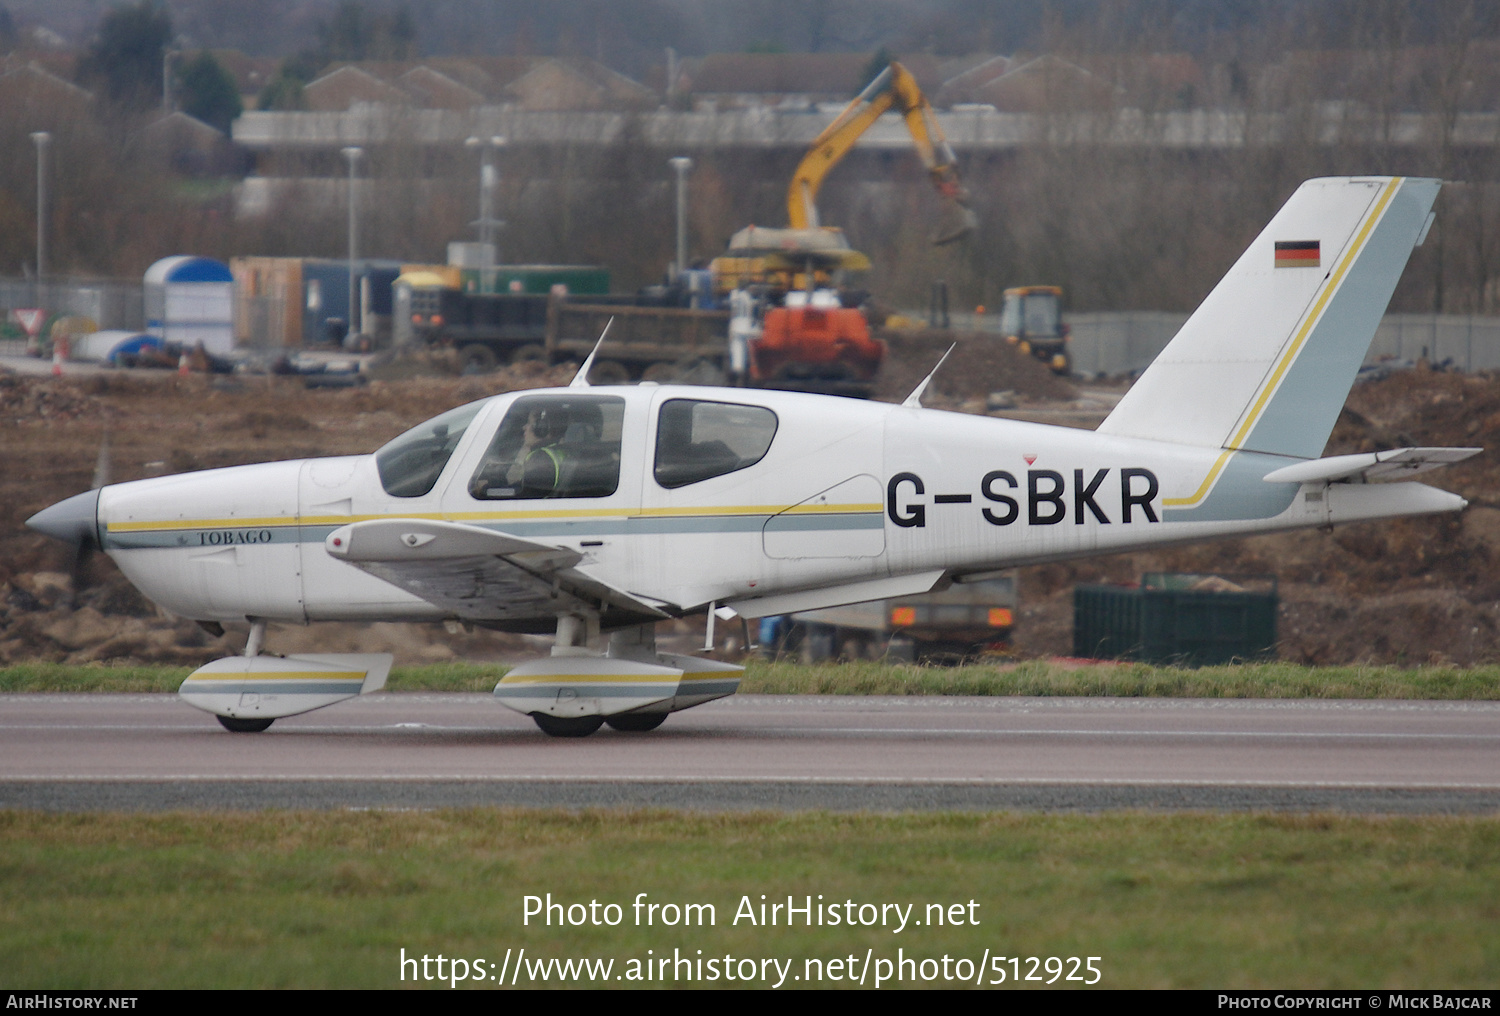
[
  {"xmin": 162, "ymin": 49, "xmax": 179, "ymax": 110},
  {"xmin": 465, "ymin": 135, "xmax": 505, "ymax": 292},
  {"xmin": 341, "ymin": 146, "xmax": 363, "ymax": 343},
  {"xmin": 30, "ymin": 131, "xmax": 50, "ymax": 286},
  {"xmin": 669, "ymin": 156, "xmax": 692, "ymax": 280}
]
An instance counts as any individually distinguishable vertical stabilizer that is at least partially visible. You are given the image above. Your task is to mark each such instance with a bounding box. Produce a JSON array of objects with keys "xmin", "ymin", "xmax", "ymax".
[{"xmin": 1098, "ymin": 177, "xmax": 1440, "ymax": 459}]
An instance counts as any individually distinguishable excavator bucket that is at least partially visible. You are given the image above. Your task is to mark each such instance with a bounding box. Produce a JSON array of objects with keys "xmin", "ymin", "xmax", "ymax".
[{"xmin": 932, "ymin": 202, "xmax": 979, "ymax": 246}]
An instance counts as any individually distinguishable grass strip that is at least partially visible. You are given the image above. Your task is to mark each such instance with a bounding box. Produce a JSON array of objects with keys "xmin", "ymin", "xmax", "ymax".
[
  {"xmin": 2, "ymin": 659, "xmax": 1498, "ymax": 698},
  {"xmin": 742, "ymin": 659, "xmax": 1500, "ymax": 698},
  {"xmin": 0, "ymin": 809, "xmax": 1495, "ymax": 989}
]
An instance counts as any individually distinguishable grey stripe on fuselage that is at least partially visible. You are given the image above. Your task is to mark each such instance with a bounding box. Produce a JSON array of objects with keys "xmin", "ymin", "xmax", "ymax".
[
  {"xmin": 1163, "ymin": 451, "xmax": 1301, "ymax": 523},
  {"xmin": 103, "ymin": 513, "xmax": 885, "ymax": 550}
]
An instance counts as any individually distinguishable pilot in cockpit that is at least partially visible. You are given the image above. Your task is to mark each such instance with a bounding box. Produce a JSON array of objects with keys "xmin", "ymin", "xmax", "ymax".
[{"xmin": 471, "ymin": 404, "xmax": 567, "ymax": 499}]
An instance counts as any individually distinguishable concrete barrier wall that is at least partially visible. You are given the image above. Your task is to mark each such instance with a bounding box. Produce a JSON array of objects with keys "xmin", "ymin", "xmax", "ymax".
[
  {"xmin": 7, "ymin": 274, "xmax": 1500, "ymax": 378},
  {"xmin": 1060, "ymin": 311, "xmax": 1500, "ymax": 377}
]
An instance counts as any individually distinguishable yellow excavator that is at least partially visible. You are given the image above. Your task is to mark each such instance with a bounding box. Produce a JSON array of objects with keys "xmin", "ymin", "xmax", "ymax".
[
  {"xmin": 712, "ymin": 60, "xmax": 976, "ymax": 395},
  {"xmin": 788, "ymin": 60, "xmax": 977, "ymax": 244}
]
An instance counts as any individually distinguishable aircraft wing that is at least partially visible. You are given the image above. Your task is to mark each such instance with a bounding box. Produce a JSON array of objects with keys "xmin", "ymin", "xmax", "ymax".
[
  {"xmin": 1261, "ymin": 446, "xmax": 1482, "ymax": 485},
  {"xmin": 324, "ymin": 518, "xmax": 668, "ymax": 624}
]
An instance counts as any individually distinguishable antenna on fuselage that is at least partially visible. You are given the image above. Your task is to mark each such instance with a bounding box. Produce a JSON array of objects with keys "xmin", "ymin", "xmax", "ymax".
[
  {"xmin": 901, "ymin": 343, "xmax": 956, "ymax": 408},
  {"xmin": 569, "ymin": 317, "xmax": 615, "ymax": 388}
]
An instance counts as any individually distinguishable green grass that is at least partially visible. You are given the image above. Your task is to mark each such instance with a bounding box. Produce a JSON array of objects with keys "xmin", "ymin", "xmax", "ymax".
[
  {"xmin": 0, "ymin": 809, "xmax": 1496, "ymax": 988},
  {"xmin": 3, "ymin": 659, "xmax": 1499, "ymax": 698},
  {"xmin": 743, "ymin": 659, "xmax": 1500, "ymax": 698}
]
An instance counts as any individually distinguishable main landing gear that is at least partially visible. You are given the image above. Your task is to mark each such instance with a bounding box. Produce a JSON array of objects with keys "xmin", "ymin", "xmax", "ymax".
[
  {"xmin": 496, "ymin": 616, "xmax": 742, "ymax": 738},
  {"xmin": 179, "ymin": 618, "xmax": 393, "ymax": 734}
]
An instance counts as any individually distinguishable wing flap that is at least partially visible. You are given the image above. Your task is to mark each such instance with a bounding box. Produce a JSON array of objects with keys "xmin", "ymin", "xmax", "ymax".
[{"xmin": 326, "ymin": 518, "xmax": 666, "ymax": 623}]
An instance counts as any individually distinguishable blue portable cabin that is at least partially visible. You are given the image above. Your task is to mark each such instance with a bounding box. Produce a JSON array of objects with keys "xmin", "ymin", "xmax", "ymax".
[{"xmin": 143, "ymin": 256, "xmax": 234, "ymax": 354}]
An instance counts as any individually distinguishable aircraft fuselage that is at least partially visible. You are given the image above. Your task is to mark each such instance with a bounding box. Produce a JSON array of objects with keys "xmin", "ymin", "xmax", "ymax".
[{"xmin": 88, "ymin": 382, "xmax": 1461, "ymax": 628}]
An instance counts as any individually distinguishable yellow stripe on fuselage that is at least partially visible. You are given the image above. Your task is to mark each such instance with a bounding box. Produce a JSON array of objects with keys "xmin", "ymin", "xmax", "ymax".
[
  {"xmin": 1161, "ymin": 450, "xmax": 1232, "ymax": 507},
  {"xmin": 106, "ymin": 502, "xmax": 884, "ymax": 533}
]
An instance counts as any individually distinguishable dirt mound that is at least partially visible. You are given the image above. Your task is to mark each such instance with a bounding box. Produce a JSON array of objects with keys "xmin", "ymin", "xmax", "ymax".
[{"xmin": 872, "ymin": 328, "xmax": 1078, "ymax": 404}]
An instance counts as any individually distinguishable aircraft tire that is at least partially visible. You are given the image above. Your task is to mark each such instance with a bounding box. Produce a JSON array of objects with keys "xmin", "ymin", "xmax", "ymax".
[
  {"xmin": 531, "ymin": 713, "xmax": 605, "ymax": 738},
  {"xmin": 605, "ymin": 713, "xmax": 667, "ymax": 732},
  {"xmin": 217, "ymin": 715, "xmax": 274, "ymax": 733}
]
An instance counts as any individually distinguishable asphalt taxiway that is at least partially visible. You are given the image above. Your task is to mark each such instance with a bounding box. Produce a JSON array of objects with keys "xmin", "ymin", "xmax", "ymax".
[{"xmin": 3, "ymin": 693, "xmax": 1498, "ymax": 813}]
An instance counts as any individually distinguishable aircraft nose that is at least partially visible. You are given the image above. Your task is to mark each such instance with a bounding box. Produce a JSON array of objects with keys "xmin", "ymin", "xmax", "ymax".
[{"xmin": 26, "ymin": 489, "xmax": 102, "ymax": 547}]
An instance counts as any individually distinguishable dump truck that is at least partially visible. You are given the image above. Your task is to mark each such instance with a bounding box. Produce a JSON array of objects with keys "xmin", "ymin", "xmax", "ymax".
[
  {"xmin": 762, "ymin": 575, "xmax": 1017, "ymax": 663},
  {"xmin": 404, "ymin": 277, "xmax": 729, "ymax": 381}
]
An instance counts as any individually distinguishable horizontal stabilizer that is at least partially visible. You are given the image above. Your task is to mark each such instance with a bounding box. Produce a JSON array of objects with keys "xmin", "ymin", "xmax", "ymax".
[{"xmin": 1262, "ymin": 447, "xmax": 1481, "ymax": 484}]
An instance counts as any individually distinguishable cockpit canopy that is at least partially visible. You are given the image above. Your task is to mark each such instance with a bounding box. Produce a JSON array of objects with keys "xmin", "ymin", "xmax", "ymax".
[{"xmin": 374, "ymin": 390, "xmax": 782, "ymax": 501}]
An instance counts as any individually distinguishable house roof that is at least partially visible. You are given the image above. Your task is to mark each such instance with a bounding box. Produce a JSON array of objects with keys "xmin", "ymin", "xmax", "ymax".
[
  {"xmin": 0, "ymin": 60, "xmax": 92, "ymax": 114},
  {"xmin": 398, "ymin": 66, "xmax": 485, "ymax": 110},
  {"xmin": 977, "ymin": 55, "xmax": 1123, "ymax": 113},
  {"xmin": 303, "ymin": 65, "xmax": 411, "ymax": 110},
  {"xmin": 503, "ymin": 58, "xmax": 656, "ymax": 110},
  {"xmin": 935, "ymin": 55, "xmax": 1013, "ymax": 106},
  {"xmin": 688, "ymin": 53, "xmax": 944, "ymax": 99}
]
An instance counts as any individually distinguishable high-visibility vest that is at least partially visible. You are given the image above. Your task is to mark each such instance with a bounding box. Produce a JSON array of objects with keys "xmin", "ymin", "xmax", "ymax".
[{"xmin": 525, "ymin": 445, "xmax": 565, "ymax": 494}]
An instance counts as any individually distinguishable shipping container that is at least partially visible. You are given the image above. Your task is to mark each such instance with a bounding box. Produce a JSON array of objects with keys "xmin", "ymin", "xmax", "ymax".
[{"xmin": 231, "ymin": 256, "xmax": 303, "ymax": 347}]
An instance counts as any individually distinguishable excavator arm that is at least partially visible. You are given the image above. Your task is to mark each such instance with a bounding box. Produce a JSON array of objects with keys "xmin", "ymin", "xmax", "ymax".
[{"xmin": 786, "ymin": 61, "xmax": 976, "ymax": 244}]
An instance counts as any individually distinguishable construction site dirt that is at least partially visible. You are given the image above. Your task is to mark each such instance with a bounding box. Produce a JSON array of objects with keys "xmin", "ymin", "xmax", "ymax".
[{"xmin": 4, "ymin": 342, "xmax": 1498, "ymax": 669}]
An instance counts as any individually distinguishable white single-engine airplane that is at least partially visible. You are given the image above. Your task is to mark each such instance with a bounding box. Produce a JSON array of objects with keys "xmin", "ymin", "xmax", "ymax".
[{"xmin": 28, "ymin": 176, "xmax": 1479, "ymax": 736}]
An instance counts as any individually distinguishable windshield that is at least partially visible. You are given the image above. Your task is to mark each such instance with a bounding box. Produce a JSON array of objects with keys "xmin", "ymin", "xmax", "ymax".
[
  {"xmin": 375, "ymin": 401, "xmax": 486, "ymax": 497},
  {"xmin": 1021, "ymin": 294, "xmax": 1061, "ymax": 337}
]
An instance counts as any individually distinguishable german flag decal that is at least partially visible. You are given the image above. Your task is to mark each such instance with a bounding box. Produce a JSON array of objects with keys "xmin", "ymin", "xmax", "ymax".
[{"xmin": 1275, "ymin": 240, "xmax": 1320, "ymax": 268}]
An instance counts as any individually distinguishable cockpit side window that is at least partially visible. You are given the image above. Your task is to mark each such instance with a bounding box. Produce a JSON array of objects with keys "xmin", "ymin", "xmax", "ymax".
[
  {"xmin": 654, "ymin": 399, "xmax": 778, "ymax": 489},
  {"xmin": 468, "ymin": 394, "xmax": 625, "ymax": 500},
  {"xmin": 376, "ymin": 401, "xmax": 485, "ymax": 498}
]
